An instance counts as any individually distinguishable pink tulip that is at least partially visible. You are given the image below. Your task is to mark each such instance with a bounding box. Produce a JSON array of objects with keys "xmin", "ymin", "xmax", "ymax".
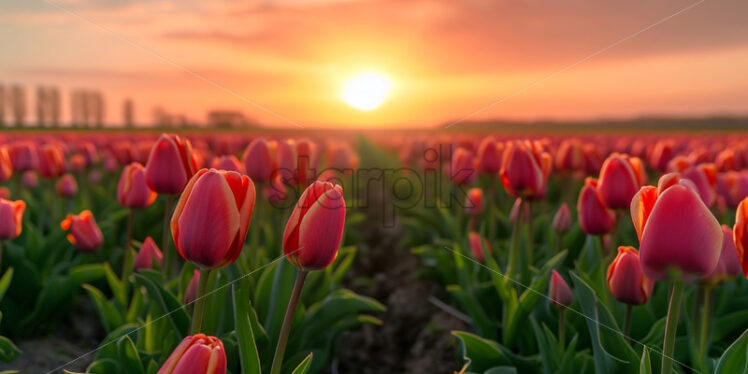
[
  {"xmin": 552, "ymin": 203, "xmax": 571, "ymax": 234},
  {"xmin": 597, "ymin": 154, "xmax": 641, "ymax": 210},
  {"xmin": 133, "ymin": 237, "xmax": 164, "ymax": 272},
  {"xmin": 577, "ymin": 178, "xmax": 616, "ymax": 235},
  {"xmin": 117, "ymin": 162, "xmax": 157, "ymax": 209},
  {"xmin": 500, "ymin": 140, "xmax": 551, "ymax": 200},
  {"xmin": 607, "ymin": 246, "xmax": 654, "ymax": 305},
  {"xmin": 61, "ymin": 210, "xmax": 104, "ymax": 252},
  {"xmin": 158, "ymin": 334, "xmax": 226, "ymax": 374},
  {"xmin": 56, "ymin": 174, "xmax": 78, "ymax": 197},
  {"xmin": 549, "ymin": 269, "xmax": 573, "ymax": 308},
  {"xmin": 468, "ymin": 232, "xmax": 492, "ymax": 262},
  {"xmin": 0, "ymin": 198, "xmax": 25, "ymax": 240},
  {"xmin": 145, "ymin": 134, "xmax": 196, "ymax": 194}
]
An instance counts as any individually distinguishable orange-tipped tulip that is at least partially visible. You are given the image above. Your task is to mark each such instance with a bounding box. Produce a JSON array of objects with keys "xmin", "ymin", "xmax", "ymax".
[
  {"xmin": 0, "ymin": 198, "xmax": 25, "ymax": 240},
  {"xmin": 597, "ymin": 154, "xmax": 642, "ymax": 210},
  {"xmin": 549, "ymin": 269, "xmax": 573, "ymax": 308},
  {"xmin": 242, "ymin": 138, "xmax": 275, "ymax": 183},
  {"xmin": 606, "ymin": 246, "xmax": 654, "ymax": 305},
  {"xmin": 465, "ymin": 188, "xmax": 483, "ymax": 217},
  {"xmin": 577, "ymin": 178, "xmax": 616, "ymax": 235},
  {"xmin": 117, "ymin": 162, "xmax": 157, "ymax": 209},
  {"xmin": 500, "ymin": 140, "xmax": 551, "ymax": 200},
  {"xmin": 733, "ymin": 198, "xmax": 748, "ymax": 278},
  {"xmin": 133, "ymin": 237, "xmax": 164, "ymax": 272},
  {"xmin": 157, "ymin": 334, "xmax": 226, "ymax": 374},
  {"xmin": 552, "ymin": 203, "xmax": 572, "ymax": 234},
  {"xmin": 171, "ymin": 169, "xmax": 256, "ymax": 269},
  {"xmin": 38, "ymin": 144, "xmax": 66, "ymax": 179},
  {"xmin": 0, "ymin": 147, "xmax": 12, "ymax": 182},
  {"xmin": 145, "ymin": 134, "xmax": 196, "ymax": 194},
  {"xmin": 283, "ymin": 180, "xmax": 346, "ymax": 270},
  {"xmin": 56, "ymin": 173, "xmax": 78, "ymax": 197},
  {"xmin": 61, "ymin": 210, "xmax": 104, "ymax": 252},
  {"xmin": 631, "ymin": 176, "xmax": 722, "ymax": 280}
]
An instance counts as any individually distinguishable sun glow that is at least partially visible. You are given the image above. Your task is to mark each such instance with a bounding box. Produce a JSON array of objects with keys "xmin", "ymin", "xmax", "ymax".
[{"xmin": 341, "ymin": 73, "xmax": 391, "ymax": 111}]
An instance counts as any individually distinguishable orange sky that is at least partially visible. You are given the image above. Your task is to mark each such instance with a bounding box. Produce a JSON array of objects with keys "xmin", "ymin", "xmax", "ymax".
[{"xmin": 1, "ymin": 0, "xmax": 747, "ymax": 128}]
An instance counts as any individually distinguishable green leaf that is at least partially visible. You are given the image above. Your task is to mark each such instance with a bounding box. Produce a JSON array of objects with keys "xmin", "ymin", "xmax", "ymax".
[
  {"xmin": 95, "ymin": 323, "xmax": 139, "ymax": 361},
  {"xmin": 117, "ymin": 335, "xmax": 145, "ymax": 374},
  {"xmin": 232, "ymin": 284, "xmax": 261, "ymax": 374},
  {"xmin": 639, "ymin": 346, "xmax": 652, "ymax": 374},
  {"xmin": 83, "ymin": 284, "xmax": 125, "ymax": 333},
  {"xmin": 132, "ymin": 271, "xmax": 189, "ymax": 339},
  {"xmin": 484, "ymin": 367, "xmax": 517, "ymax": 374},
  {"xmin": 452, "ymin": 331, "xmax": 511, "ymax": 373},
  {"xmin": 715, "ymin": 328, "xmax": 748, "ymax": 374},
  {"xmin": 291, "ymin": 352, "xmax": 313, "ymax": 374},
  {"xmin": 87, "ymin": 359, "xmax": 121, "ymax": 374},
  {"xmin": 300, "ymin": 289, "xmax": 385, "ymax": 347},
  {"xmin": 0, "ymin": 336, "xmax": 20, "ymax": 363},
  {"xmin": 264, "ymin": 260, "xmax": 297, "ymax": 345},
  {"xmin": 0, "ymin": 268, "xmax": 14, "ymax": 303}
]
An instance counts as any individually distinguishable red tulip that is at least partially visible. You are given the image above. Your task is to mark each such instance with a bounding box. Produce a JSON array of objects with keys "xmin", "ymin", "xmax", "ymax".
[
  {"xmin": 61, "ymin": 210, "xmax": 104, "ymax": 252},
  {"xmin": 706, "ymin": 225, "xmax": 741, "ymax": 281},
  {"xmin": 476, "ymin": 137, "xmax": 501, "ymax": 173},
  {"xmin": 295, "ymin": 139, "xmax": 318, "ymax": 186},
  {"xmin": 9, "ymin": 142, "xmax": 38, "ymax": 172},
  {"xmin": 500, "ymin": 140, "xmax": 551, "ymax": 200},
  {"xmin": 733, "ymin": 198, "xmax": 748, "ymax": 278},
  {"xmin": 184, "ymin": 269, "xmax": 200, "ymax": 304},
  {"xmin": 145, "ymin": 134, "xmax": 196, "ymax": 194},
  {"xmin": 68, "ymin": 154, "xmax": 87, "ymax": 174},
  {"xmin": 38, "ymin": 144, "xmax": 66, "ymax": 179},
  {"xmin": 0, "ymin": 187, "xmax": 9, "ymax": 200},
  {"xmin": 509, "ymin": 197, "xmax": 529, "ymax": 223},
  {"xmin": 681, "ymin": 163, "xmax": 717, "ymax": 207},
  {"xmin": 276, "ymin": 139, "xmax": 296, "ymax": 172},
  {"xmin": 171, "ymin": 169, "xmax": 256, "ymax": 269},
  {"xmin": 552, "ymin": 203, "xmax": 571, "ymax": 234},
  {"xmin": 158, "ymin": 334, "xmax": 226, "ymax": 374},
  {"xmin": 606, "ymin": 246, "xmax": 654, "ymax": 305},
  {"xmin": 468, "ymin": 231, "xmax": 492, "ymax": 262},
  {"xmin": 555, "ymin": 140, "xmax": 584, "ymax": 172},
  {"xmin": 283, "ymin": 180, "xmax": 346, "ymax": 270},
  {"xmin": 451, "ymin": 147, "xmax": 476, "ymax": 185},
  {"xmin": 649, "ymin": 140, "xmax": 674, "ymax": 172},
  {"xmin": 577, "ymin": 177, "xmax": 616, "ymax": 235},
  {"xmin": 327, "ymin": 143, "xmax": 359, "ymax": 170},
  {"xmin": 465, "ymin": 188, "xmax": 483, "ymax": 217},
  {"xmin": 549, "ymin": 269, "xmax": 573, "ymax": 308},
  {"xmin": 263, "ymin": 173, "xmax": 288, "ymax": 206},
  {"xmin": 0, "ymin": 198, "xmax": 25, "ymax": 240},
  {"xmin": 212, "ymin": 155, "xmax": 244, "ymax": 174},
  {"xmin": 56, "ymin": 174, "xmax": 78, "ymax": 197},
  {"xmin": 0, "ymin": 147, "xmax": 12, "ymax": 182},
  {"xmin": 133, "ymin": 236, "xmax": 164, "ymax": 272},
  {"xmin": 631, "ymin": 176, "xmax": 722, "ymax": 280},
  {"xmin": 117, "ymin": 162, "xmax": 157, "ymax": 209},
  {"xmin": 597, "ymin": 154, "xmax": 642, "ymax": 210}
]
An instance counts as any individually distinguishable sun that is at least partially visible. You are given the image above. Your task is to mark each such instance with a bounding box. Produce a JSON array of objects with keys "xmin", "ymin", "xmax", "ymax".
[{"xmin": 341, "ymin": 73, "xmax": 391, "ymax": 111}]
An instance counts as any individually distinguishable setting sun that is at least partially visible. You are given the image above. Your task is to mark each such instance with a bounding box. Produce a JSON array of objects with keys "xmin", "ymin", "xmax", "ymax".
[{"xmin": 341, "ymin": 73, "xmax": 391, "ymax": 111}]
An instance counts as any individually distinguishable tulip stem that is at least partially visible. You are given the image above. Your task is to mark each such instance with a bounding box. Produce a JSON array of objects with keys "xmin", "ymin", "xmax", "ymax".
[
  {"xmin": 661, "ymin": 280, "xmax": 684, "ymax": 374},
  {"xmin": 121, "ymin": 210, "xmax": 134, "ymax": 297},
  {"xmin": 623, "ymin": 304, "xmax": 632, "ymax": 338},
  {"xmin": 699, "ymin": 285, "xmax": 713, "ymax": 367},
  {"xmin": 558, "ymin": 309, "xmax": 565, "ymax": 349},
  {"xmin": 270, "ymin": 269, "xmax": 308, "ymax": 374},
  {"xmin": 161, "ymin": 195, "xmax": 174, "ymax": 277},
  {"xmin": 526, "ymin": 202, "xmax": 533, "ymax": 270},
  {"xmin": 190, "ymin": 268, "xmax": 212, "ymax": 334},
  {"xmin": 506, "ymin": 200, "xmax": 522, "ymax": 280}
]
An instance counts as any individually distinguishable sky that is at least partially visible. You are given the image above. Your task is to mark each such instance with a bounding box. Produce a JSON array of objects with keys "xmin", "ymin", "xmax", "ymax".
[{"xmin": 1, "ymin": 0, "xmax": 747, "ymax": 128}]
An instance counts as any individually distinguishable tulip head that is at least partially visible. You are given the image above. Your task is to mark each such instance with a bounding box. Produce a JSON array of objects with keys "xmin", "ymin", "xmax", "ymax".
[
  {"xmin": 500, "ymin": 140, "xmax": 551, "ymax": 200},
  {"xmin": 682, "ymin": 163, "xmax": 717, "ymax": 207},
  {"xmin": 283, "ymin": 180, "xmax": 346, "ymax": 271},
  {"xmin": 157, "ymin": 334, "xmax": 226, "ymax": 374},
  {"xmin": 597, "ymin": 154, "xmax": 641, "ymax": 210},
  {"xmin": 468, "ymin": 232, "xmax": 492, "ymax": 262},
  {"xmin": 549, "ymin": 269, "xmax": 573, "ymax": 308},
  {"xmin": 577, "ymin": 178, "xmax": 616, "ymax": 235},
  {"xmin": 38, "ymin": 144, "xmax": 66, "ymax": 179},
  {"xmin": 606, "ymin": 246, "xmax": 654, "ymax": 305},
  {"xmin": 133, "ymin": 237, "xmax": 164, "ymax": 272},
  {"xmin": 145, "ymin": 134, "xmax": 196, "ymax": 194},
  {"xmin": 0, "ymin": 147, "xmax": 12, "ymax": 182},
  {"xmin": 117, "ymin": 162, "xmax": 157, "ymax": 209},
  {"xmin": 552, "ymin": 203, "xmax": 572, "ymax": 234},
  {"xmin": 733, "ymin": 198, "xmax": 748, "ymax": 278},
  {"xmin": 56, "ymin": 174, "xmax": 78, "ymax": 197},
  {"xmin": 705, "ymin": 225, "xmax": 742, "ymax": 282},
  {"xmin": 476, "ymin": 137, "xmax": 501, "ymax": 173},
  {"xmin": 61, "ymin": 210, "xmax": 104, "ymax": 252},
  {"xmin": 184, "ymin": 269, "xmax": 200, "ymax": 305},
  {"xmin": 631, "ymin": 176, "xmax": 722, "ymax": 280},
  {"xmin": 451, "ymin": 147, "xmax": 476, "ymax": 185},
  {"xmin": 172, "ymin": 169, "xmax": 256, "ymax": 269},
  {"xmin": 242, "ymin": 138, "xmax": 276, "ymax": 183},
  {"xmin": 465, "ymin": 188, "xmax": 483, "ymax": 217},
  {"xmin": 212, "ymin": 155, "xmax": 244, "ymax": 174},
  {"xmin": 9, "ymin": 142, "xmax": 38, "ymax": 172},
  {"xmin": 0, "ymin": 198, "xmax": 25, "ymax": 240},
  {"xmin": 21, "ymin": 170, "xmax": 38, "ymax": 189}
]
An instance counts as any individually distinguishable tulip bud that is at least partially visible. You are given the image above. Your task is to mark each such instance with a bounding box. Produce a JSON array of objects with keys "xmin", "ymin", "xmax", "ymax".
[
  {"xmin": 145, "ymin": 134, "xmax": 196, "ymax": 194},
  {"xmin": 327, "ymin": 143, "xmax": 359, "ymax": 170},
  {"xmin": 0, "ymin": 198, "xmax": 25, "ymax": 240},
  {"xmin": 555, "ymin": 140, "xmax": 584, "ymax": 172},
  {"xmin": 509, "ymin": 197, "xmax": 529, "ymax": 223},
  {"xmin": 468, "ymin": 232, "xmax": 492, "ymax": 262},
  {"xmin": 22, "ymin": 171, "xmax": 38, "ymax": 189},
  {"xmin": 476, "ymin": 137, "xmax": 501, "ymax": 173},
  {"xmin": 597, "ymin": 154, "xmax": 641, "ymax": 210},
  {"xmin": 706, "ymin": 225, "xmax": 741, "ymax": 281},
  {"xmin": 171, "ymin": 169, "xmax": 256, "ymax": 269},
  {"xmin": 451, "ymin": 147, "xmax": 476, "ymax": 185},
  {"xmin": 61, "ymin": 210, "xmax": 104, "ymax": 252},
  {"xmin": 577, "ymin": 178, "xmax": 616, "ymax": 235},
  {"xmin": 283, "ymin": 180, "xmax": 346, "ymax": 270},
  {"xmin": 295, "ymin": 139, "xmax": 318, "ymax": 186},
  {"xmin": 38, "ymin": 144, "xmax": 66, "ymax": 179},
  {"xmin": 212, "ymin": 155, "xmax": 244, "ymax": 174},
  {"xmin": 465, "ymin": 188, "xmax": 483, "ymax": 217},
  {"xmin": 606, "ymin": 246, "xmax": 654, "ymax": 305},
  {"xmin": 56, "ymin": 174, "xmax": 78, "ymax": 197},
  {"xmin": 500, "ymin": 140, "xmax": 551, "ymax": 200},
  {"xmin": 184, "ymin": 269, "xmax": 200, "ymax": 304},
  {"xmin": 549, "ymin": 269, "xmax": 573, "ymax": 308},
  {"xmin": 733, "ymin": 198, "xmax": 748, "ymax": 278},
  {"xmin": 631, "ymin": 176, "xmax": 722, "ymax": 280},
  {"xmin": 133, "ymin": 237, "xmax": 164, "ymax": 272},
  {"xmin": 0, "ymin": 147, "xmax": 12, "ymax": 182},
  {"xmin": 158, "ymin": 333, "xmax": 226, "ymax": 374},
  {"xmin": 552, "ymin": 203, "xmax": 572, "ymax": 234},
  {"xmin": 117, "ymin": 162, "xmax": 157, "ymax": 209}
]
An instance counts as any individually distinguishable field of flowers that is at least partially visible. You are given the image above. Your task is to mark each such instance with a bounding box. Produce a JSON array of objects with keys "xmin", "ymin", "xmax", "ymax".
[{"xmin": 0, "ymin": 130, "xmax": 747, "ymax": 374}]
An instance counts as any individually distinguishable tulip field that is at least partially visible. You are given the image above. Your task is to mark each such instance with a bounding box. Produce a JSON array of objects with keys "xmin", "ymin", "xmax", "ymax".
[{"xmin": 1, "ymin": 129, "xmax": 748, "ymax": 374}]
